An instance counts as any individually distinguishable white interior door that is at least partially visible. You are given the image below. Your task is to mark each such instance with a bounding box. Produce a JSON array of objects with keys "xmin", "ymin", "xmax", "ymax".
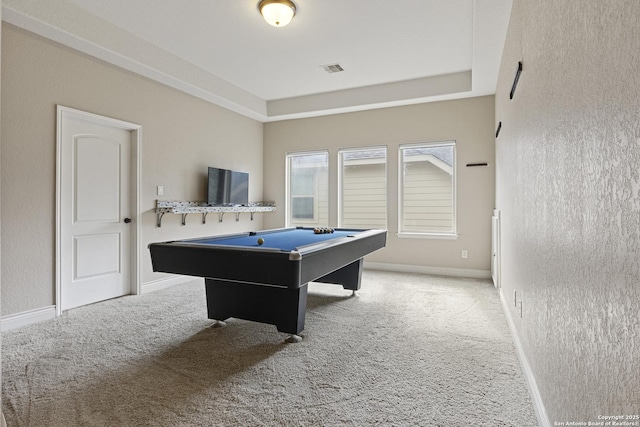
[{"xmin": 58, "ymin": 107, "xmax": 138, "ymax": 311}]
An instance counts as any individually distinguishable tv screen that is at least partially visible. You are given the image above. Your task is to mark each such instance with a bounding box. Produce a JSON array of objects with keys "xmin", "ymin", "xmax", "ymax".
[
  {"xmin": 207, "ymin": 167, "xmax": 248, "ymax": 206},
  {"xmin": 229, "ymin": 171, "xmax": 249, "ymax": 205}
]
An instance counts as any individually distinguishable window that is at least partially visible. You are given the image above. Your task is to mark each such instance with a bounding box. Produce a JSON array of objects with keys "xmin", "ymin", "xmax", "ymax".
[
  {"xmin": 338, "ymin": 147, "xmax": 387, "ymax": 229},
  {"xmin": 399, "ymin": 141, "xmax": 456, "ymax": 237},
  {"xmin": 286, "ymin": 151, "xmax": 329, "ymax": 227}
]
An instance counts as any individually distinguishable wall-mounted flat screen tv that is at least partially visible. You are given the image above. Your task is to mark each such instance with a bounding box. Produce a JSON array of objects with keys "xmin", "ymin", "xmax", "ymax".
[{"xmin": 207, "ymin": 167, "xmax": 249, "ymax": 206}]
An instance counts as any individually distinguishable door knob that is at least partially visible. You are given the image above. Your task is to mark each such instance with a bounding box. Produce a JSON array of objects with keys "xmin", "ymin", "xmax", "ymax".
[{"xmin": 124, "ymin": 218, "xmax": 132, "ymax": 224}]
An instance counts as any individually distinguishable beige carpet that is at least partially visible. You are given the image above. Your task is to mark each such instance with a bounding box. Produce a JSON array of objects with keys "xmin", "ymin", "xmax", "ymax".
[{"xmin": 2, "ymin": 271, "xmax": 538, "ymax": 426}]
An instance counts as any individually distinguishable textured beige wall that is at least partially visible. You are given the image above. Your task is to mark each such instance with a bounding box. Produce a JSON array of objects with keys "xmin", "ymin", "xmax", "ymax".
[
  {"xmin": 495, "ymin": 0, "xmax": 640, "ymax": 423},
  {"xmin": 1, "ymin": 11, "xmax": 4, "ymax": 422},
  {"xmin": 1, "ymin": 25, "xmax": 264, "ymax": 316},
  {"xmin": 263, "ymin": 96, "xmax": 496, "ymax": 271}
]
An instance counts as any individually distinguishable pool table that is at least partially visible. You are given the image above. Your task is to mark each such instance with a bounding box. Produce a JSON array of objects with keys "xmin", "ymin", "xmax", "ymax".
[{"xmin": 148, "ymin": 227, "xmax": 386, "ymax": 341}]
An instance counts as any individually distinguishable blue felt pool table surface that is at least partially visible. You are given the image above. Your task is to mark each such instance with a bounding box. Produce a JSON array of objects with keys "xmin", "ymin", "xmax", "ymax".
[{"xmin": 186, "ymin": 228, "xmax": 356, "ymax": 252}]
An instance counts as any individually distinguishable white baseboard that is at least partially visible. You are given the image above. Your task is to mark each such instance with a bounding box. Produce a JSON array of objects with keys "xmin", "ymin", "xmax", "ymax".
[
  {"xmin": 1, "ymin": 305, "xmax": 56, "ymax": 332},
  {"xmin": 142, "ymin": 275, "xmax": 202, "ymax": 294},
  {"xmin": 499, "ymin": 288, "xmax": 550, "ymax": 427},
  {"xmin": 0, "ymin": 267, "xmax": 486, "ymax": 332},
  {"xmin": 1, "ymin": 277, "xmax": 197, "ymax": 332},
  {"xmin": 365, "ymin": 261, "xmax": 491, "ymax": 279}
]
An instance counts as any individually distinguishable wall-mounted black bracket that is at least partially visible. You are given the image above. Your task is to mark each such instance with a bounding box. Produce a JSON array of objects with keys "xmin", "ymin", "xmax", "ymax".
[
  {"xmin": 496, "ymin": 121, "xmax": 502, "ymax": 138},
  {"xmin": 510, "ymin": 61, "xmax": 523, "ymax": 99}
]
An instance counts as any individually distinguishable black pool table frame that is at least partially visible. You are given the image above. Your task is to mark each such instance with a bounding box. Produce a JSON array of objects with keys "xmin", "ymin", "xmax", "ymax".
[{"xmin": 148, "ymin": 227, "xmax": 387, "ymax": 341}]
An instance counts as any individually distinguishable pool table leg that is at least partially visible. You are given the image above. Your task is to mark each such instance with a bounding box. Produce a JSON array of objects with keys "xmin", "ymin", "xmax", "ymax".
[
  {"xmin": 314, "ymin": 259, "xmax": 363, "ymax": 294},
  {"xmin": 204, "ymin": 279, "xmax": 308, "ymax": 339}
]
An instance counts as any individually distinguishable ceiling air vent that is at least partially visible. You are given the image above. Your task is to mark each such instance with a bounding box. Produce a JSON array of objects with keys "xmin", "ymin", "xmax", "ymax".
[{"xmin": 321, "ymin": 63, "xmax": 344, "ymax": 73}]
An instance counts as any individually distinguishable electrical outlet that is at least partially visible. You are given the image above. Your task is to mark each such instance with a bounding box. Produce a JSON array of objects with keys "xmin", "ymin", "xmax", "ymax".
[
  {"xmin": 461, "ymin": 250, "xmax": 468, "ymax": 259},
  {"xmin": 157, "ymin": 185, "xmax": 164, "ymax": 196}
]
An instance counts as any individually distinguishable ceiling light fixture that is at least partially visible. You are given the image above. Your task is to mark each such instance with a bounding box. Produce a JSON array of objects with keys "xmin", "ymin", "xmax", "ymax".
[{"xmin": 259, "ymin": 0, "xmax": 296, "ymax": 27}]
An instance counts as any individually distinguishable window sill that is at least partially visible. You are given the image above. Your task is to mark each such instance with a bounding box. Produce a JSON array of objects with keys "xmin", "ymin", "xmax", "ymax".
[{"xmin": 396, "ymin": 232, "xmax": 458, "ymax": 240}]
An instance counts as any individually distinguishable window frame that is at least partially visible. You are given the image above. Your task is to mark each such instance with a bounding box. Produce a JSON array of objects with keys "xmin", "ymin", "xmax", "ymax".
[
  {"xmin": 337, "ymin": 146, "xmax": 388, "ymax": 229},
  {"xmin": 397, "ymin": 141, "xmax": 458, "ymax": 240}
]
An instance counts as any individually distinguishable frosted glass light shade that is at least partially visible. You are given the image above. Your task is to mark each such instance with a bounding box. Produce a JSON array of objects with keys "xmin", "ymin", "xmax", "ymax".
[{"xmin": 259, "ymin": 0, "xmax": 296, "ymax": 27}]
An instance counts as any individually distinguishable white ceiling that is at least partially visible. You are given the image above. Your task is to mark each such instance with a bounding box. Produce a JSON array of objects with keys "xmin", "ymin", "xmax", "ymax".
[{"xmin": 2, "ymin": 0, "xmax": 513, "ymax": 122}]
